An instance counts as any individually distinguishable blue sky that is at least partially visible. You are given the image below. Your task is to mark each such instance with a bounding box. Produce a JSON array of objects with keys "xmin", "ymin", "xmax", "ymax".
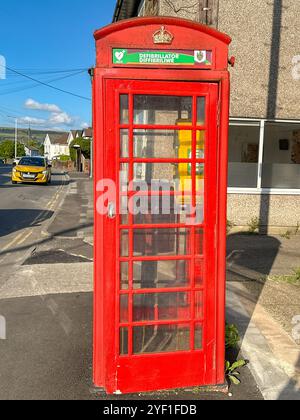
[{"xmin": 0, "ymin": 0, "xmax": 116, "ymax": 131}]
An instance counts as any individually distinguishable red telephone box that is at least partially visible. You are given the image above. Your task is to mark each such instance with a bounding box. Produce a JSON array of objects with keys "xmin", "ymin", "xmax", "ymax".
[{"xmin": 93, "ymin": 17, "xmax": 231, "ymax": 395}]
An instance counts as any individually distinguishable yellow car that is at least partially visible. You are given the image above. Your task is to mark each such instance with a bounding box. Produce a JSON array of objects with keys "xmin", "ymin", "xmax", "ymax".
[{"xmin": 12, "ymin": 156, "xmax": 52, "ymax": 185}]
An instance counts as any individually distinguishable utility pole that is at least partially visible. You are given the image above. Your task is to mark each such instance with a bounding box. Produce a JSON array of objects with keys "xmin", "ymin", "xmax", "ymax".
[
  {"xmin": 28, "ymin": 122, "xmax": 31, "ymax": 144},
  {"xmin": 7, "ymin": 115, "xmax": 18, "ymax": 159},
  {"xmin": 15, "ymin": 118, "xmax": 18, "ymax": 158}
]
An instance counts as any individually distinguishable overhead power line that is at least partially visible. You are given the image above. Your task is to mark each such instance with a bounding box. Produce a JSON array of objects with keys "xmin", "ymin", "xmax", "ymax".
[
  {"xmin": 0, "ymin": 70, "xmax": 88, "ymax": 96},
  {"xmin": 0, "ymin": 103, "xmax": 27, "ymax": 117},
  {"xmin": 1, "ymin": 69, "xmax": 87, "ymax": 86},
  {"xmin": 11, "ymin": 68, "xmax": 87, "ymax": 74},
  {"xmin": 0, "ymin": 64, "xmax": 91, "ymax": 101}
]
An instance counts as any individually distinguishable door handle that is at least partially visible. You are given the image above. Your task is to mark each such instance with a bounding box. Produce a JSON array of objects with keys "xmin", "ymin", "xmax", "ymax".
[{"xmin": 107, "ymin": 202, "xmax": 116, "ymax": 219}]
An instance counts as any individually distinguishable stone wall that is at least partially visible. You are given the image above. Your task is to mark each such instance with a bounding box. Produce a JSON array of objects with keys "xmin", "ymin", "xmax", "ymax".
[
  {"xmin": 218, "ymin": 0, "xmax": 300, "ymax": 120},
  {"xmin": 158, "ymin": 0, "xmax": 201, "ymax": 21},
  {"xmin": 228, "ymin": 193, "xmax": 300, "ymax": 232},
  {"xmin": 139, "ymin": 0, "xmax": 300, "ymax": 121}
]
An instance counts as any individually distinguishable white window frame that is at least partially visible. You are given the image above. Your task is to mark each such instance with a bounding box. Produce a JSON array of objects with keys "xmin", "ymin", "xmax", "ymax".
[{"xmin": 228, "ymin": 118, "xmax": 300, "ymax": 195}]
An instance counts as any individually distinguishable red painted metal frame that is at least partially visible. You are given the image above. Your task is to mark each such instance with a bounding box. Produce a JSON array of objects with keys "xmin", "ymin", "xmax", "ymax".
[{"xmin": 93, "ymin": 17, "xmax": 231, "ymax": 394}]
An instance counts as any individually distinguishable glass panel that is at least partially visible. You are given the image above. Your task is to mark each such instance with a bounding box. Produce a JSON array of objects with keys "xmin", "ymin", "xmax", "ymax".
[
  {"xmin": 120, "ymin": 230, "xmax": 129, "ymax": 257},
  {"xmin": 120, "ymin": 129, "xmax": 129, "ymax": 158},
  {"xmin": 133, "ymin": 292, "xmax": 190, "ymax": 322},
  {"xmin": 120, "ymin": 95, "xmax": 129, "ymax": 124},
  {"xmin": 133, "ymin": 260, "xmax": 191, "ymax": 289},
  {"xmin": 194, "ymin": 199, "xmax": 204, "ymax": 225},
  {"xmin": 179, "ymin": 162, "xmax": 204, "ymax": 209},
  {"xmin": 132, "ymin": 198, "xmax": 197, "ymax": 226},
  {"xmin": 195, "ymin": 324, "xmax": 203, "ymax": 350},
  {"xmin": 195, "ymin": 229, "xmax": 204, "ymax": 255},
  {"xmin": 120, "ymin": 163, "xmax": 129, "ymax": 187},
  {"xmin": 195, "ymin": 259, "xmax": 204, "ymax": 287},
  {"xmin": 133, "ymin": 229, "xmax": 191, "ymax": 257},
  {"xmin": 120, "ymin": 262, "xmax": 129, "ymax": 290},
  {"xmin": 120, "ymin": 195, "xmax": 129, "ymax": 225},
  {"xmin": 133, "ymin": 163, "xmax": 189, "ymax": 193},
  {"xmin": 131, "ymin": 201, "xmax": 204, "ymax": 226},
  {"xmin": 120, "ymin": 295, "xmax": 129, "ymax": 323},
  {"xmin": 133, "ymin": 324, "xmax": 190, "ymax": 354},
  {"xmin": 195, "ymin": 160, "xmax": 205, "ymax": 225},
  {"xmin": 120, "ymin": 164, "xmax": 129, "ymax": 225},
  {"xmin": 134, "ymin": 95, "xmax": 193, "ymax": 125},
  {"xmin": 195, "ymin": 291, "xmax": 204, "ymax": 319},
  {"xmin": 262, "ymin": 123, "xmax": 300, "ymax": 189},
  {"xmin": 196, "ymin": 169, "xmax": 205, "ymax": 193},
  {"xmin": 197, "ymin": 97, "xmax": 206, "ymax": 125},
  {"xmin": 228, "ymin": 124, "xmax": 260, "ymax": 188},
  {"xmin": 134, "ymin": 129, "xmax": 177, "ymax": 159},
  {"xmin": 178, "ymin": 128, "xmax": 205, "ymax": 161},
  {"xmin": 130, "ymin": 127, "xmax": 206, "ymax": 162},
  {"xmin": 120, "ymin": 328, "xmax": 128, "ymax": 355},
  {"xmin": 196, "ymin": 130, "xmax": 205, "ymax": 159}
]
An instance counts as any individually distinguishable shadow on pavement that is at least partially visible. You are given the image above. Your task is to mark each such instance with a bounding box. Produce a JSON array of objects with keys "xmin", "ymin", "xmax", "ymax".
[
  {"xmin": 278, "ymin": 355, "xmax": 300, "ymax": 400},
  {"xmin": 0, "ymin": 222, "xmax": 93, "ymax": 258},
  {"xmin": 227, "ymin": 232, "xmax": 281, "ymax": 339},
  {"xmin": 0, "ymin": 209, "xmax": 54, "ymax": 238}
]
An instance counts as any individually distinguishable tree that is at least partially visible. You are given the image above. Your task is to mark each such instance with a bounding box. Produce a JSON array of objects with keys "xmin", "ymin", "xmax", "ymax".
[
  {"xmin": 69, "ymin": 137, "xmax": 91, "ymax": 161},
  {"xmin": 0, "ymin": 141, "xmax": 25, "ymax": 160}
]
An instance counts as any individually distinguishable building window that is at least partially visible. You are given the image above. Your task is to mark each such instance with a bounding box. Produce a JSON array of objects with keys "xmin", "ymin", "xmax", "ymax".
[
  {"xmin": 228, "ymin": 120, "xmax": 300, "ymax": 193},
  {"xmin": 228, "ymin": 122, "xmax": 260, "ymax": 188},
  {"xmin": 262, "ymin": 123, "xmax": 300, "ymax": 189}
]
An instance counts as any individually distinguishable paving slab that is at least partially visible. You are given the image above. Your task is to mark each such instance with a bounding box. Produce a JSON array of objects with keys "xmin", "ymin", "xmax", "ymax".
[
  {"xmin": 0, "ymin": 263, "xmax": 93, "ymax": 299},
  {"xmin": 227, "ymin": 282, "xmax": 300, "ymax": 400}
]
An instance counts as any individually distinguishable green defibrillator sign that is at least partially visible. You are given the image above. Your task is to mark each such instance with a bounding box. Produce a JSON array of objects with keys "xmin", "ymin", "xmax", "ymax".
[{"xmin": 113, "ymin": 49, "xmax": 213, "ymax": 67}]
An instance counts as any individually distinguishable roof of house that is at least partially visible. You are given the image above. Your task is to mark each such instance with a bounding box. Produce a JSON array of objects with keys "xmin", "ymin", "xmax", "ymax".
[
  {"xmin": 46, "ymin": 133, "xmax": 69, "ymax": 145},
  {"xmin": 53, "ymin": 133, "xmax": 69, "ymax": 145},
  {"xmin": 70, "ymin": 130, "xmax": 81, "ymax": 138},
  {"xmin": 83, "ymin": 128, "xmax": 93, "ymax": 138},
  {"xmin": 25, "ymin": 145, "xmax": 39, "ymax": 151}
]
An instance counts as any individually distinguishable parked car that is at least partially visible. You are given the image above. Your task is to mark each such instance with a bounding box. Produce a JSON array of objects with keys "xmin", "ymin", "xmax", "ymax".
[
  {"xmin": 12, "ymin": 156, "xmax": 52, "ymax": 185},
  {"xmin": 0, "ymin": 159, "xmax": 4, "ymax": 166}
]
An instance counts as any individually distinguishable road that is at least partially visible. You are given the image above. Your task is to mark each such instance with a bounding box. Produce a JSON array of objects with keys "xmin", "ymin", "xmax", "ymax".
[{"xmin": 0, "ymin": 164, "xmax": 68, "ymax": 287}]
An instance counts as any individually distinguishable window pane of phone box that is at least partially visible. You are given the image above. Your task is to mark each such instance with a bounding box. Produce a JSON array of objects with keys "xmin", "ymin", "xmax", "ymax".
[
  {"xmin": 120, "ymin": 327, "xmax": 128, "ymax": 355},
  {"xmin": 133, "ymin": 129, "xmax": 205, "ymax": 159},
  {"xmin": 133, "ymin": 229, "xmax": 191, "ymax": 256},
  {"xmin": 120, "ymin": 95, "xmax": 129, "ymax": 124},
  {"xmin": 133, "ymin": 260, "xmax": 191, "ymax": 289},
  {"xmin": 134, "ymin": 95, "xmax": 192, "ymax": 126},
  {"xmin": 133, "ymin": 324, "xmax": 190, "ymax": 354},
  {"xmin": 133, "ymin": 292, "xmax": 190, "ymax": 322}
]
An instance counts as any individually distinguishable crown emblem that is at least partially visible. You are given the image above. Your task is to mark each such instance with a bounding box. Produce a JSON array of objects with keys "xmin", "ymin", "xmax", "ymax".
[{"xmin": 153, "ymin": 26, "xmax": 174, "ymax": 44}]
